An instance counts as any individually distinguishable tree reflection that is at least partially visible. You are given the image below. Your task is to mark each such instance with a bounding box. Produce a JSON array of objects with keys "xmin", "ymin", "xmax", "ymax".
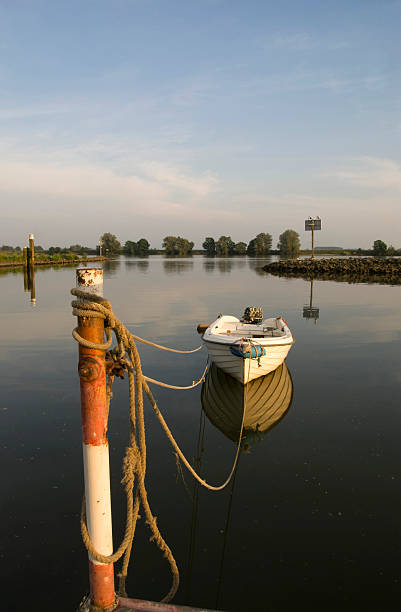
[
  {"xmin": 102, "ymin": 258, "xmax": 121, "ymax": 278},
  {"xmin": 216, "ymin": 259, "xmax": 233, "ymax": 274},
  {"xmin": 163, "ymin": 259, "xmax": 194, "ymax": 274},
  {"xmin": 203, "ymin": 260, "xmax": 216, "ymax": 274},
  {"xmin": 125, "ymin": 259, "xmax": 149, "ymax": 273}
]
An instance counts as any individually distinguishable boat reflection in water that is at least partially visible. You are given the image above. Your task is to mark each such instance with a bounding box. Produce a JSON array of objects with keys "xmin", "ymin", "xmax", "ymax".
[
  {"xmin": 201, "ymin": 361, "xmax": 293, "ymax": 451},
  {"xmin": 184, "ymin": 363, "xmax": 293, "ymax": 607}
]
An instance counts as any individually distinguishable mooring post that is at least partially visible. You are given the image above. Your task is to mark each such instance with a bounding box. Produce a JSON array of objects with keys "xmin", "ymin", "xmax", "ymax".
[
  {"xmin": 76, "ymin": 268, "xmax": 116, "ymax": 611},
  {"xmin": 23, "ymin": 246, "xmax": 28, "ymax": 269},
  {"xmin": 28, "ymin": 233, "xmax": 35, "ymax": 267}
]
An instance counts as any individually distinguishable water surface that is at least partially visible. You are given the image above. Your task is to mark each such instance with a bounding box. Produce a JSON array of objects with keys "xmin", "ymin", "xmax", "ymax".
[{"xmin": 1, "ymin": 256, "xmax": 400, "ymax": 611}]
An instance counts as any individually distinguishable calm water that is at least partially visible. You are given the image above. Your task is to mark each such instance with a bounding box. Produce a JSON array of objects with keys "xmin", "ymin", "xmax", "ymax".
[{"xmin": 1, "ymin": 256, "xmax": 400, "ymax": 612}]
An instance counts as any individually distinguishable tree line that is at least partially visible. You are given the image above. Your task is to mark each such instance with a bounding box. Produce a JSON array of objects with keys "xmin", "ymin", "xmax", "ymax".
[
  {"xmin": 96, "ymin": 230, "xmax": 300, "ymax": 257},
  {"xmin": 202, "ymin": 231, "xmax": 303, "ymax": 257},
  {"xmin": 1, "ymin": 234, "xmax": 399, "ymax": 261}
]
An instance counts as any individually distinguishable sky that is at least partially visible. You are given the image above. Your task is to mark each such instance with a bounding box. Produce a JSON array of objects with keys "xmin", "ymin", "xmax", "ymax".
[{"xmin": 0, "ymin": 0, "xmax": 400, "ymax": 249}]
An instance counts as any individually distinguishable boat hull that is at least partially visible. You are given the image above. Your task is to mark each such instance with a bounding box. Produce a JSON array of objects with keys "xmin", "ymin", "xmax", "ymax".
[{"xmin": 203, "ymin": 339, "xmax": 292, "ymax": 384}]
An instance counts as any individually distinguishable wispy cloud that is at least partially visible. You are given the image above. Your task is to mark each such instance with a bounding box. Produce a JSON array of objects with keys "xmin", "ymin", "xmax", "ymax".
[
  {"xmin": 334, "ymin": 157, "xmax": 401, "ymax": 191},
  {"xmin": 140, "ymin": 161, "xmax": 218, "ymax": 199},
  {"xmin": 0, "ymin": 143, "xmax": 220, "ymax": 222}
]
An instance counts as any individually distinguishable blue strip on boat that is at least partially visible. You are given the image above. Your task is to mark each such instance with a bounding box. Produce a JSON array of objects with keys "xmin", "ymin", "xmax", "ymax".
[{"xmin": 230, "ymin": 345, "xmax": 265, "ymax": 359}]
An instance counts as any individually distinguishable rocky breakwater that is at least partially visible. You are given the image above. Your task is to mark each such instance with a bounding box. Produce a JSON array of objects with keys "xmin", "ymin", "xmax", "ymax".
[{"xmin": 262, "ymin": 257, "xmax": 401, "ymax": 285}]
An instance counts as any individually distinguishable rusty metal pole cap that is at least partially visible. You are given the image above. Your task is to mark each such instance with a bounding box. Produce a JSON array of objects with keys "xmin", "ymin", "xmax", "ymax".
[{"xmin": 76, "ymin": 268, "xmax": 103, "ymax": 297}]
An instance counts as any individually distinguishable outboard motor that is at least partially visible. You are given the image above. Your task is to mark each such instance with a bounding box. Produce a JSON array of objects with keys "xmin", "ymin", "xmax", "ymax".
[{"xmin": 242, "ymin": 306, "xmax": 263, "ymax": 324}]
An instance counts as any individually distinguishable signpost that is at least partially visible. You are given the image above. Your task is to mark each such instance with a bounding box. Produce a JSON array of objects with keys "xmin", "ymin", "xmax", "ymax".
[{"xmin": 305, "ymin": 217, "xmax": 321, "ymax": 259}]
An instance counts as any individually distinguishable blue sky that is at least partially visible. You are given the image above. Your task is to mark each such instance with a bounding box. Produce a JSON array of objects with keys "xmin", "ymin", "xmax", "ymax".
[{"xmin": 1, "ymin": 0, "xmax": 400, "ymax": 248}]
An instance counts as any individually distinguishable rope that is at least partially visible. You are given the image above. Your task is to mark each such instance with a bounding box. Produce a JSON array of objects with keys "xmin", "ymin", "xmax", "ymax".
[
  {"xmin": 125, "ymin": 332, "xmax": 203, "ymax": 354},
  {"xmin": 71, "ymin": 288, "xmax": 246, "ymax": 603},
  {"xmin": 142, "ymin": 360, "xmax": 209, "ymax": 390},
  {"xmin": 141, "ymin": 375, "xmax": 245, "ymax": 491}
]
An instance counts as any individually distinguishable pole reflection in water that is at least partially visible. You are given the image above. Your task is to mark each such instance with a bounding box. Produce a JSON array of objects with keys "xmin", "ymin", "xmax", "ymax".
[
  {"xmin": 23, "ymin": 266, "xmax": 29, "ymax": 292},
  {"xmin": 303, "ymin": 277, "xmax": 319, "ymax": 323},
  {"xmin": 24, "ymin": 265, "xmax": 36, "ymax": 306},
  {"xmin": 185, "ymin": 363, "xmax": 293, "ymax": 607}
]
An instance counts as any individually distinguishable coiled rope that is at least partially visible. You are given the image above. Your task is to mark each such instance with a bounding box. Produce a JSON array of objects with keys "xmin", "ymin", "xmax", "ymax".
[{"xmin": 71, "ymin": 288, "xmax": 246, "ymax": 603}]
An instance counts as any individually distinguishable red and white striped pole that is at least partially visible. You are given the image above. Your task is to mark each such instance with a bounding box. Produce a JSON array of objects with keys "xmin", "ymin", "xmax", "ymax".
[{"xmin": 76, "ymin": 268, "xmax": 115, "ymax": 610}]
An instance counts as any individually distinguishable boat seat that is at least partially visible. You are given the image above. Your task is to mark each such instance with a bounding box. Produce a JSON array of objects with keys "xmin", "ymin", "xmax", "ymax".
[{"xmin": 221, "ymin": 322, "xmax": 237, "ymax": 330}]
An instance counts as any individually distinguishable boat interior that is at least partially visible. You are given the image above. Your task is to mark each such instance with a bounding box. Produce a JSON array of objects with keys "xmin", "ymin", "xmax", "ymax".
[{"xmin": 213, "ymin": 317, "xmax": 287, "ymax": 338}]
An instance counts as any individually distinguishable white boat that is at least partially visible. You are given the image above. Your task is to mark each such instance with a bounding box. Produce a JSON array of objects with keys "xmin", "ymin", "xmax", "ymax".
[{"xmin": 202, "ymin": 308, "xmax": 294, "ymax": 384}]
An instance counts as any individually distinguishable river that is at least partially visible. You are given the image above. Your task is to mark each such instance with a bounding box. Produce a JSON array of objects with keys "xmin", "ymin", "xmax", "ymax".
[{"xmin": 1, "ymin": 255, "xmax": 400, "ymax": 611}]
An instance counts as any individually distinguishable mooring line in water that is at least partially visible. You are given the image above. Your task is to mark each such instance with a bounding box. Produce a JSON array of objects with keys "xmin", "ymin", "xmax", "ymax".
[
  {"xmin": 142, "ymin": 360, "xmax": 209, "ymax": 390},
  {"xmin": 71, "ymin": 287, "xmax": 247, "ymax": 605}
]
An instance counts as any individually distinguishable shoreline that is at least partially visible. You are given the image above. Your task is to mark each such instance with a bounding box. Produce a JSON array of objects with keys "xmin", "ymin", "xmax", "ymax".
[
  {"xmin": 262, "ymin": 257, "xmax": 401, "ymax": 284},
  {"xmin": 0, "ymin": 256, "xmax": 113, "ymax": 270}
]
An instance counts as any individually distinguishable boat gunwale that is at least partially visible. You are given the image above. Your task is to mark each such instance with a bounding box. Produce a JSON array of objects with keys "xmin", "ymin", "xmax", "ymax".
[
  {"xmin": 202, "ymin": 315, "xmax": 294, "ymax": 347},
  {"xmin": 202, "ymin": 337, "xmax": 294, "ymax": 348}
]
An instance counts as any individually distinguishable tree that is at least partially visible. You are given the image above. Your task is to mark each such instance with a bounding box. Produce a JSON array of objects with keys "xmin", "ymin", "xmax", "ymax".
[
  {"xmin": 124, "ymin": 239, "xmax": 150, "ymax": 256},
  {"xmin": 48, "ymin": 246, "xmax": 61, "ymax": 255},
  {"xmin": 387, "ymin": 245, "xmax": 396, "ymax": 256},
  {"xmin": 162, "ymin": 236, "xmax": 194, "ymax": 256},
  {"xmin": 123, "ymin": 240, "xmax": 137, "ymax": 255},
  {"xmin": 234, "ymin": 241, "xmax": 247, "ymax": 255},
  {"xmin": 162, "ymin": 236, "xmax": 177, "ymax": 255},
  {"xmin": 216, "ymin": 235, "xmax": 235, "ymax": 256},
  {"xmin": 136, "ymin": 238, "xmax": 150, "ymax": 257},
  {"xmin": 203, "ymin": 237, "xmax": 216, "ymax": 256},
  {"xmin": 176, "ymin": 237, "xmax": 194, "ymax": 256},
  {"xmin": 69, "ymin": 244, "xmax": 91, "ymax": 254},
  {"xmin": 247, "ymin": 232, "xmax": 272, "ymax": 256},
  {"xmin": 277, "ymin": 229, "xmax": 300, "ymax": 258},
  {"xmin": 373, "ymin": 240, "xmax": 387, "ymax": 256},
  {"xmin": 100, "ymin": 232, "xmax": 121, "ymax": 255}
]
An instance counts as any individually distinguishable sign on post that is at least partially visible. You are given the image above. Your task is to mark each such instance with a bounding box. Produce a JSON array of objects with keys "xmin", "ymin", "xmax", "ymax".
[
  {"xmin": 305, "ymin": 217, "xmax": 321, "ymax": 259},
  {"xmin": 305, "ymin": 219, "xmax": 321, "ymax": 231}
]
